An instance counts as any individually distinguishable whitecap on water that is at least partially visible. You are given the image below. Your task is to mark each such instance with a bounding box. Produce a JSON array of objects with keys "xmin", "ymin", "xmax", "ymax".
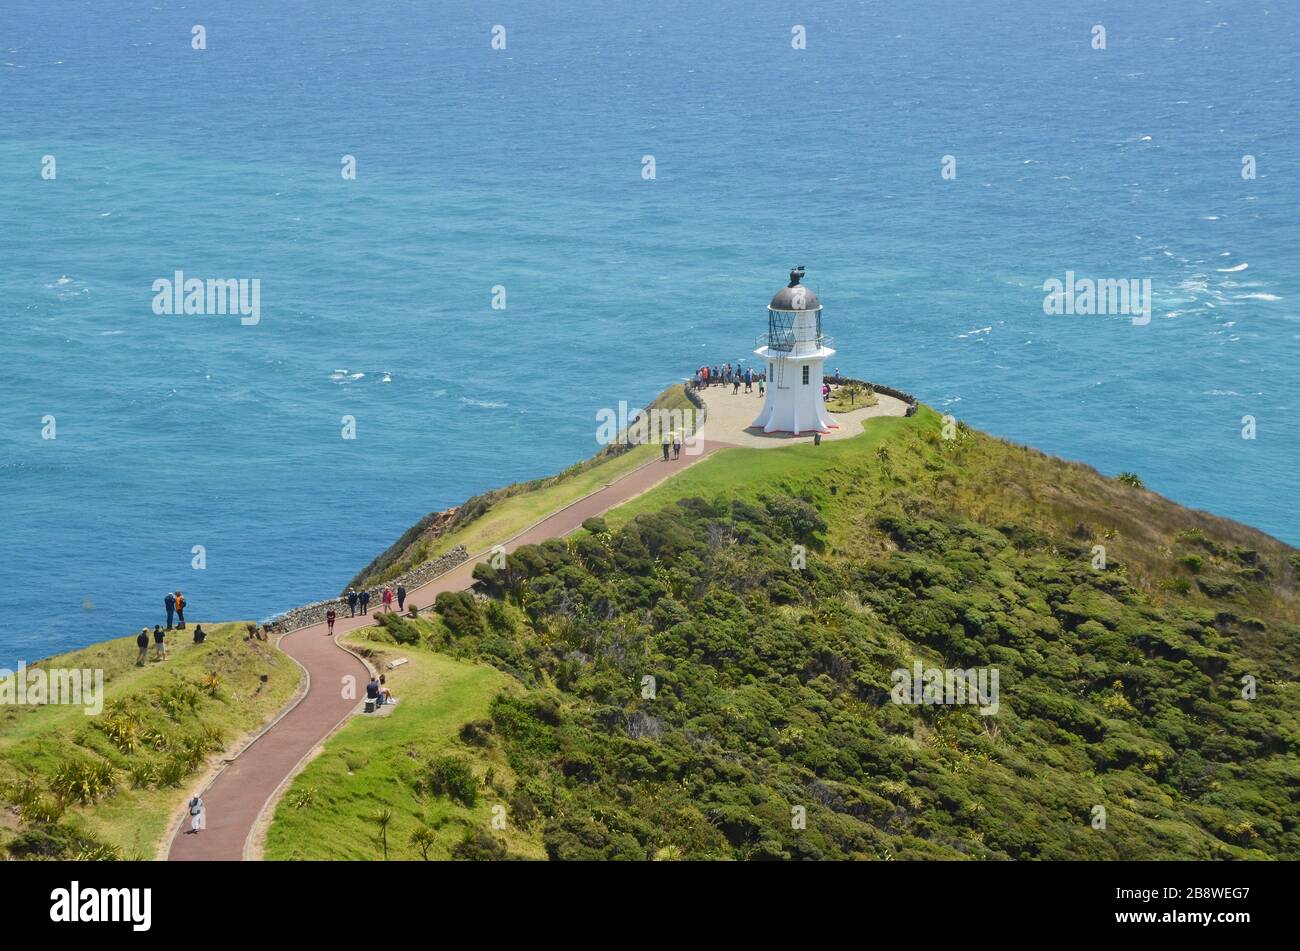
[
  {"xmin": 1217, "ymin": 262, "xmax": 1248, "ymax": 272},
  {"xmin": 1235, "ymin": 293, "xmax": 1281, "ymax": 302},
  {"xmin": 459, "ymin": 397, "xmax": 508, "ymax": 409}
]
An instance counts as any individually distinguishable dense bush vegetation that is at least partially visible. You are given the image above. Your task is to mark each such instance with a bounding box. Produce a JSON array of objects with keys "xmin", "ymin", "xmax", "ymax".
[{"xmin": 440, "ymin": 476, "xmax": 1299, "ymax": 860}]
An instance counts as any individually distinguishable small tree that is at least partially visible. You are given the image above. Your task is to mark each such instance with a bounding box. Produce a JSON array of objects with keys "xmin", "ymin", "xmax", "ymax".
[
  {"xmin": 371, "ymin": 808, "xmax": 393, "ymax": 860},
  {"xmin": 410, "ymin": 825, "xmax": 436, "ymax": 861}
]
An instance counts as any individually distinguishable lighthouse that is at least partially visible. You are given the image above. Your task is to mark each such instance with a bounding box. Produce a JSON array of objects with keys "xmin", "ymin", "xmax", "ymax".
[{"xmin": 751, "ymin": 267, "xmax": 838, "ymax": 435}]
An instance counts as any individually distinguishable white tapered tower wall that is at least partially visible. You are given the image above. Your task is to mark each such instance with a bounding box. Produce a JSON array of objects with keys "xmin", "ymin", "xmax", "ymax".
[{"xmin": 751, "ymin": 275, "xmax": 838, "ymax": 435}]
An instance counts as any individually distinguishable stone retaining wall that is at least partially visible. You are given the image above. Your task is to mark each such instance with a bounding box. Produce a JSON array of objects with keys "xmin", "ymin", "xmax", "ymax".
[
  {"xmin": 825, "ymin": 375, "xmax": 919, "ymax": 417},
  {"xmin": 264, "ymin": 544, "xmax": 470, "ymax": 634}
]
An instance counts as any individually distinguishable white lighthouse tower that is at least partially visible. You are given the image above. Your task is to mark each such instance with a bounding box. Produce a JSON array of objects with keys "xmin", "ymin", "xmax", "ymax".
[{"xmin": 751, "ymin": 267, "xmax": 838, "ymax": 435}]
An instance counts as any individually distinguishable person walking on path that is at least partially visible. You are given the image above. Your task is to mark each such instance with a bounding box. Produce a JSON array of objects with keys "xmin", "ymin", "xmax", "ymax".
[
  {"xmin": 154, "ymin": 625, "xmax": 167, "ymax": 660},
  {"xmin": 326, "ymin": 608, "xmax": 337, "ymax": 635},
  {"xmin": 758, "ymin": 376, "xmax": 766, "ymax": 396},
  {"xmin": 672, "ymin": 433, "xmax": 681, "ymax": 459},
  {"xmin": 164, "ymin": 591, "xmax": 176, "ymax": 630},
  {"xmin": 662, "ymin": 432, "xmax": 671, "ymax": 461},
  {"xmin": 382, "ymin": 587, "xmax": 393, "ymax": 613},
  {"xmin": 359, "ymin": 589, "xmax": 371, "ymax": 615},
  {"xmin": 136, "ymin": 628, "xmax": 150, "ymax": 665},
  {"xmin": 187, "ymin": 793, "xmax": 205, "ymax": 834},
  {"xmin": 193, "ymin": 624, "xmax": 206, "ymax": 644},
  {"xmin": 744, "ymin": 367, "xmax": 753, "ymax": 392},
  {"xmin": 397, "ymin": 585, "xmax": 406, "ymax": 611},
  {"xmin": 346, "ymin": 588, "xmax": 358, "ymax": 617},
  {"xmin": 174, "ymin": 591, "xmax": 186, "ymax": 629}
]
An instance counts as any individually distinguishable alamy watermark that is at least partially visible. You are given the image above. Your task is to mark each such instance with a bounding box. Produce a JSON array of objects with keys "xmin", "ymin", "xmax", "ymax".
[
  {"xmin": 152, "ymin": 271, "xmax": 261, "ymax": 325},
  {"xmin": 891, "ymin": 661, "xmax": 999, "ymax": 715},
  {"xmin": 595, "ymin": 401, "xmax": 703, "ymax": 455},
  {"xmin": 1042, "ymin": 271, "xmax": 1151, "ymax": 326},
  {"xmin": 0, "ymin": 663, "xmax": 104, "ymax": 715}
]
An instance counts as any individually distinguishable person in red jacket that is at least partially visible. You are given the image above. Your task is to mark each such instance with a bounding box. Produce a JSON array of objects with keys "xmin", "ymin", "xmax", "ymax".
[{"xmin": 381, "ymin": 587, "xmax": 394, "ymax": 613}]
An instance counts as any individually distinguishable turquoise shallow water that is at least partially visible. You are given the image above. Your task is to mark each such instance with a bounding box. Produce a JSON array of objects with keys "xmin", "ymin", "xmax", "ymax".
[{"xmin": 1, "ymin": 0, "xmax": 1297, "ymax": 665}]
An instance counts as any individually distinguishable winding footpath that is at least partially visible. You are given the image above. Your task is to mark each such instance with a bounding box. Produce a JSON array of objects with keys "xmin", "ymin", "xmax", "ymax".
[{"xmin": 166, "ymin": 442, "xmax": 728, "ymax": 861}]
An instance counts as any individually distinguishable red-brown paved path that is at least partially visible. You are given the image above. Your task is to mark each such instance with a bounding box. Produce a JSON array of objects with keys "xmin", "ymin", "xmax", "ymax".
[{"xmin": 167, "ymin": 442, "xmax": 729, "ymax": 860}]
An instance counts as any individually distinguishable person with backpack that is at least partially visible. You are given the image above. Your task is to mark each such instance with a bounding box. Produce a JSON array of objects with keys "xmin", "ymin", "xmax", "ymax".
[
  {"xmin": 346, "ymin": 588, "xmax": 358, "ymax": 617},
  {"xmin": 136, "ymin": 628, "xmax": 150, "ymax": 665},
  {"xmin": 187, "ymin": 792, "xmax": 205, "ymax": 834},
  {"xmin": 154, "ymin": 625, "xmax": 167, "ymax": 660},
  {"xmin": 174, "ymin": 591, "xmax": 186, "ymax": 629},
  {"xmin": 396, "ymin": 585, "xmax": 406, "ymax": 611},
  {"xmin": 359, "ymin": 589, "xmax": 370, "ymax": 615},
  {"xmin": 326, "ymin": 607, "xmax": 337, "ymax": 635},
  {"xmin": 164, "ymin": 591, "xmax": 176, "ymax": 630}
]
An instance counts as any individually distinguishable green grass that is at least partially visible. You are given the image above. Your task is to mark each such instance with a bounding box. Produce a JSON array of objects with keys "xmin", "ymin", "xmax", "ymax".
[
  {"xmin": 263, "ymin": 623, "xmax": 543, "ymax": 860},
  {"xmin": 354, "ymin": 384, "xmax": 700, "ymax": 587},
  {"xmin": 606, "ymin": 410, "xmax": 915, "ymax": 531},
  {"xmin": 825, "ymin": 384, "xmax": 879, "ymax": 413},
  {"xmin": 0, "ymin": 622, "xmax": 301, "ymax": 858}
]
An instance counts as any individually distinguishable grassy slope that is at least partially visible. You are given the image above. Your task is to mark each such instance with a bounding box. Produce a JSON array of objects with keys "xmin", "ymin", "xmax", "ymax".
[
  {"xmin": 0, "ymin": 622, "xmax": 300, "ymax": 858},
  {"xmin": 454, "ymin": 405, "xmax": 1299, "ymax": 859},
  {"xmin": 264, "ymin": 623, "xmax": 544, "ymax": 860},
  {"xmin": 352, "ymin": 385, "xmax": 700, "ymax": 588}
]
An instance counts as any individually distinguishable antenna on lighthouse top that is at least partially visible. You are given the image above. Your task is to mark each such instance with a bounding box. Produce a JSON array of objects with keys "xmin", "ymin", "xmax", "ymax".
[{"xmin": 789, "ymin": 266, "xmax": 806, "ymax": 287}]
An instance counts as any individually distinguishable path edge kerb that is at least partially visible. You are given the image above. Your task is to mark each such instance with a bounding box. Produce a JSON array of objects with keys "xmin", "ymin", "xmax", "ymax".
[
  {"xmin": 242, "ymin": 629, "xmax": 378, "ymax": 860},
  {"xmin": 239, "ymin": 454, "xmax": 674, "ymax": 859},
  {"xmin": 168, "ymin": 435, "xmax": 723, "ymax": 861},
  {"xmin": 159, "ymin": 629, "xmax": 314, "ymax": 860}
]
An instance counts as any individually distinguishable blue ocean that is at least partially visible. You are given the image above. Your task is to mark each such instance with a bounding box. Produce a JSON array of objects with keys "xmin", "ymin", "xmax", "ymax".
[{"xmin": 2, "ymin": 0, "xmax": 1297, "ymax": 666}]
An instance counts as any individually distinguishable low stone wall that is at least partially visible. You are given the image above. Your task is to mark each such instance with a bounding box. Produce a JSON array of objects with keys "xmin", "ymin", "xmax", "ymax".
[
  {"xmin": 264, "ymin": 544, "xmax": 470, "ymax": 634},
  {"xmin": 825, "ymin": 375, "xmax": 919, "ymax": 417},
  {"xmin": 684, "ymin": 385, "xmax": 709, "ymax": 424}
]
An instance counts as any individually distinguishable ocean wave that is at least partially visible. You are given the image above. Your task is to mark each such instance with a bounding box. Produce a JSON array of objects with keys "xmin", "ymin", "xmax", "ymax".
[
  {"xmin": 459, "ymin": 397, "xmax": 508, "ymax": 409},
  {"xmin": 1217, "ymin": 262, "xmax": 1248, "ymax": 272},
  {"xmin": 1235, "ymin": 293, "xmax": 1281, "ymax": 302}
]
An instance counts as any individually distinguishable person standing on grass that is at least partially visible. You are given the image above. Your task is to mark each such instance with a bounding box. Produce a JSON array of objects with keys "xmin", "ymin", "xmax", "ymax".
[
  {"xmin": 154, "ymin": 624, "xmax": 166, "ymax": 660},
  {"xmin": 164, "ymin": 591, "xmax": 176, "ymax": 630},
  {"xmin": 359, "ymin": 589, "xmax": 371, "ymax": 615},
  {"xmin": 187, "ymin": 793, "xmax": 205, "ymax": 834},
  {"xmin": 136, "ymin": 628, "xmax": 150, "ymax": 665},
  {"xmin": 175, "ymin": 591, "xmax": 186, "ymax": 629},
  {"xmin": 397, "ymin": 585, "xmax": 406, "ymax": 611},
  {"xmin": 346, "ymin": 588, "xmax": 358, "ymax": 617},
  {"xmin": 326, "ymin": 607, "xmax": 337, "ymax": 635},
  {"xmin": 382, "ymin": 587, "xmax": 393, "ymax": 613}
]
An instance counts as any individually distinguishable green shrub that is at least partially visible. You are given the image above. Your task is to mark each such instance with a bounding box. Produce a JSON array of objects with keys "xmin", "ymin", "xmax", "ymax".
[
  {"xmin": 435, "ymin": 591, "xmax": 487, "ymax": 638},
  {"xmin": 426, "ymin": 755, "xmax": 479, "ymax": 807}
]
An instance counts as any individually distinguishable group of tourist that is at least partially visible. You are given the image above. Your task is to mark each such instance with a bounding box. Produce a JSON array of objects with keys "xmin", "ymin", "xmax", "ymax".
[
  {"xmin": 135, "ymin": 622, "xmax": 206, "ymax": 664},
  {"xmin": 366, "ymin": 673, "xmax": 397, "ymax": 708},
  {"xmin": 693, "ymin": 363, "xmax": 764, "ymax": 396},
  {"xmin": 133, "ymin": 591, "xmax": 205, "ymax": 664},
  {"xmin": 342, "ymin": 584, "xmax": 406, "ymax": 620}
]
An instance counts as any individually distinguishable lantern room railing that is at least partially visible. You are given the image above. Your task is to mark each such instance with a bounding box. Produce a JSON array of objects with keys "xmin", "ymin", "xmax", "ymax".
[{"xmin": 755, "ymin": 332, "xmax": 834, "ymax": 353}]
